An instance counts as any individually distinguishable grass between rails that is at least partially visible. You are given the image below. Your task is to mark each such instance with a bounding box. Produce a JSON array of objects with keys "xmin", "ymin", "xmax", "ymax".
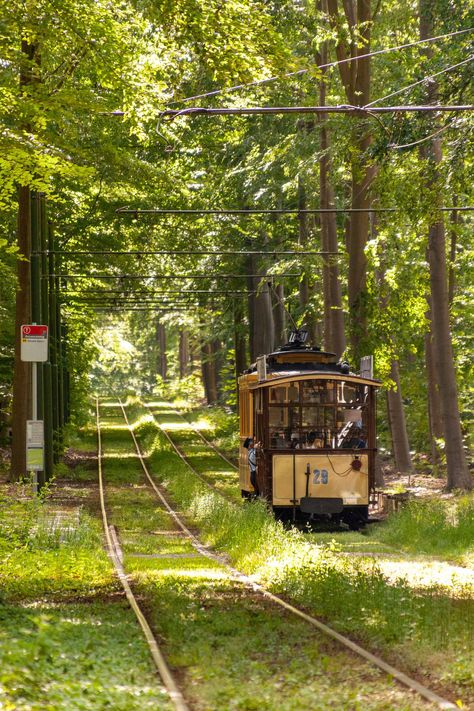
[
  {"xmin": 99, "ymin": 402, "xmax": 438, "ymax": 710},
  {"xmin": 132, "ymin": 399, "xmax": 474, "ymax": 705},
  {"xmin": 0, "ymin": 452, "xmax": 174, "ymax": 708}
]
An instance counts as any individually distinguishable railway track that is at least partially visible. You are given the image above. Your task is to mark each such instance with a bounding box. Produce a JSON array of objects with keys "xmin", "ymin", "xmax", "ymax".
[
  {"xmin": 96, "ymin": 398, "xmax": 189, "ymax": 711},
  {"xmin": 97, "ymin": 397, "xmax": 458, "ymax": 710}
]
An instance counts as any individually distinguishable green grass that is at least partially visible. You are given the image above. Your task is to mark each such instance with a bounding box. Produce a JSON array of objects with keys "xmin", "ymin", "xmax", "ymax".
[
  {"xmin": 0, "ymin": 429, "xmax": 175, "ymax": 709},
  {"xmin": 129, "ymin": 405, "xmax": 474, "ymax": 704},
  {"xmin": 0, "ymin": 602, "xmax": 172, "ymax": 710},
  {"xmin": 146, "ymin": 402, "xmax": 241, "ymax": 501},
  {"xmin": 366, "ymin": 497, "xmax": 474, "ymax": 562}
]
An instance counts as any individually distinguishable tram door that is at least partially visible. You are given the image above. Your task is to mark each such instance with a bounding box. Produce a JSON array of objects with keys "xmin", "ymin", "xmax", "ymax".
[{"xmin": 253, "ymin": 388, "xmax": 268, "ymax": 496}]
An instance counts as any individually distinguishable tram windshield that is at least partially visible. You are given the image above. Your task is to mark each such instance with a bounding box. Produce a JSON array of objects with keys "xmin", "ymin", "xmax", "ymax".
[{"xmin": 268, "ymin": 380, "xmax": 369, "ymax": 450}]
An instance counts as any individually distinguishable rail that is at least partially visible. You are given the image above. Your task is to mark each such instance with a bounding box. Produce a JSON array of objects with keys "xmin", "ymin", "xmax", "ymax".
[
  {"xmin": 118, "ymin": 398, "xmax": 457, "ymax": 711},
  {"xmin": 95, "ymin": 398, "xmax": 190, "ymax": 711}
]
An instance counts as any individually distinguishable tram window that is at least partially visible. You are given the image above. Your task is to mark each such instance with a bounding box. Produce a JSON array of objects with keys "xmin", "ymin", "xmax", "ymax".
[
  {"xmin": 338, "ymin": 383, "xmax": 366, "ymax": 405},
  {"xmin": 301, "ymin": 381, "xmax": 335, "ymax": 403},
  {"xmin": 335, "ymin": 404, "xmax": 368, "ymax": 449},
  {"xmin": 270, "ymin": 387, "xmax": 286, "ymax": 403},
  {"xmin": 269, "ymin": 406, "xmax": 286, "ymax": 427},
  {"xmin": 269, "ymin": 405, "xmax": 299, "ymax": 448},
  {"xmin": 288, "ymin": 384, "xmax": 299, "ymax": 402},
  {"xmin": 302, "ymin": 406, "xmax": 323, "ymax": 428}
]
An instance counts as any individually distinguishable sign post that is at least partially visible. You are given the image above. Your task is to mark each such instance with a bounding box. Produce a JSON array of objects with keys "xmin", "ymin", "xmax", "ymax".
[{"xmin": 21, "ymin": 325, "xmax": 48, "ymax": 492}]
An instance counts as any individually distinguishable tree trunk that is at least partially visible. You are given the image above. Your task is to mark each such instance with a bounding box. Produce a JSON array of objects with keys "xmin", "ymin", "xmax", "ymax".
[
  {"xmin": 386, "ymin": 360, "xmax": 413, "ymax": 474},
  {"xmin": 157, "ymin": 321, "xmax": 167, "ymax": 380},
  {"xmin": 233, "ymin": 298, "xmax": 248, "ymax": 408},
  {"xmin": 273, "ymin": 283, "xmax": 287, "ymax": 347},
  {"xmin": 200, "ymin": 341, "xmax": 218, "ymax": 404},
  {"xmin": 419, "ymin": 0, "xmax": 471, "ymax": 490},
  {"xmin": 211, "ymin": 338, "xmax": 223, "ymax": 399},
  {"xmin": 448, "ymin": 198, "xmax": 458, "ymax": 306},
  {"xmin": 10, "ymin": 40, "xmax": 40, "ymax": 481},
  {"xmin": 249, "ymin": 253, "xmax": 274, "ymax": 358},
  {"xmin": 317, "ymin": 11, "xmax": 346, "ymax": 357},
  {"xmin": 297, "ymin": 177, "xmax": 320, "ymax": 343},
  {"xmin": 424, "ymin": 306, "xmax": 443, "ymax": 464},
  {"xmin": 10, "ymin": 186, "xmax": 31, "ymax": 481},
  {"xmin": 327, "ymin": 0, "xmax": 374, "ymax": 358},
  {"xmin": 179, "ymin": 330, "xmax": 189, "ymax": 379}
]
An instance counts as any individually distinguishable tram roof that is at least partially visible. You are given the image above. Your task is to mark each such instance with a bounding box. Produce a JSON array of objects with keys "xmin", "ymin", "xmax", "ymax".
[{"xmin": 241, "ymin": 371, "xmax": 381, "ymax": 389}]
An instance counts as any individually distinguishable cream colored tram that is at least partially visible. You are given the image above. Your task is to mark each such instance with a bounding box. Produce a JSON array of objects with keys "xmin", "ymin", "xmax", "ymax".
[{"xmin": 239, "ymin": 337, "xmax": 380, "ymax": 528}]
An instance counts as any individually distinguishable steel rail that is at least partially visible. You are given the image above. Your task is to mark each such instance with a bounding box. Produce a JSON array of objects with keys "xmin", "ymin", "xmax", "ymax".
[
  {"xmin": 145, "ymin": 402, "xmax": 238, "ymax": 472},
  {"xmin": 95, "ymin": 398, "xmax": 190, "ymax": 711},
  {"xmin": 120, "ymin": 399, "xmax": 236, "ymax": 505},
  {"xmin": 117, "ymin": 399, "xmax": 457, "ymax": 710}
]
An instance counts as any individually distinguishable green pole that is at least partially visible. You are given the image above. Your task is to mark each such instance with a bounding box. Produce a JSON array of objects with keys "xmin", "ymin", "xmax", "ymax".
[
  {"xmin": 48, "ymin": 222, "xmax": 60, "ymax": 462},
  {"xmin": 30, "ymin": 191, "xmax": 45, "ymax": 489},
  {"xmin": 40, "ymin": 195, "xmax": 54, "ymax": 482},
  {"xmin": 56, "ymin": 284, "xmax": 65, "ymax": 437}
]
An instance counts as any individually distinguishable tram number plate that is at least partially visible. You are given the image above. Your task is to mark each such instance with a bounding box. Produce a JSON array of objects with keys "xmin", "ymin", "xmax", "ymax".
[{"xmin": 313, "ymin": 469, "xmax": 329, "ymax": 485}]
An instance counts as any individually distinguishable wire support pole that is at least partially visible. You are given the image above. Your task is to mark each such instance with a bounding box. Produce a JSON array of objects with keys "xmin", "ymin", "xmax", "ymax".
[
  {"xmin": 162, "ymin": 104, "xmax": 474, "ymax": 119},
  {"xmin": 41, "ymin": 249, "xmax": 340, "ymax": 256},
  {"xmin": 43, "ymin": 273, "xmax": 301, "ymax": 280}
]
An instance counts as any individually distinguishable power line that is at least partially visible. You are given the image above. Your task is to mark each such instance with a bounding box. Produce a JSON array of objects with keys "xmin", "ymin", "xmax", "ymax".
[
  {"xmin": 163, "ymin": 105, "xmax": 474, "ymax": 120},
  {"xmin": 367, "ymin": 55, "xmax": 474, "ymax": 107},
  {"xmin": 115, "ymin": 206, "xmax": 474, "ymax": 216},
  {"xmin": 39, "ymin": 249, "xmax": 339, "ymax": 256},
  {"xmin": 165, "ymin": 27, "xmax": 474, "ymax": 106},
  {"xmin": 64, "ymin": 289, "xmax": 249, "ymax": 295},
  {"xmin": 45, "ymin": 273, "xmax": 301, "ymax": 280}
]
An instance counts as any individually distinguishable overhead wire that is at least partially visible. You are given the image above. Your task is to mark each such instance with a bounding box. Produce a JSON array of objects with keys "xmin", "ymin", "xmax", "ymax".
[
  {"xmin": 166, "ymin": 27, "xmax": 474, "ymax": 106},
  {"xmin": 366, "ymin": 55, "xmax": 474, "ymax": 107}
]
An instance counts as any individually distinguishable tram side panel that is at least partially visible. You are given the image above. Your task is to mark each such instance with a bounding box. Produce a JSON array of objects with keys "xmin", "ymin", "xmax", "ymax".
[{"xmin": 272, "ymin": 453, "xmax": 369, "ymax": 510}]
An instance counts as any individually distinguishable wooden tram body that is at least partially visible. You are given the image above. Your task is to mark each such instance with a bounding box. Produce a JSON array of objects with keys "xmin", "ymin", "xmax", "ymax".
[{"xmin": 238, "ymin": 340, "xmax": 380, "ymax": 527}]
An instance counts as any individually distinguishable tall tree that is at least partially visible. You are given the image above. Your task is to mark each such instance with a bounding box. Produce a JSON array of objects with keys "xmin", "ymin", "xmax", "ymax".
[
  {"xmin": 326, "ymin": 0, "xmax": 375, "ymax": 357},
  {"xmin": 418, "ymin": 0, "xmax": 471, "ymax": 489}
]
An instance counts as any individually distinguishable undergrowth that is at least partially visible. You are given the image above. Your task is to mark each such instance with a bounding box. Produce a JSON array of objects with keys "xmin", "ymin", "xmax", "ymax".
[{"xmin": 367, "ymin": 497, "xmax": 474, "ymax": 558}]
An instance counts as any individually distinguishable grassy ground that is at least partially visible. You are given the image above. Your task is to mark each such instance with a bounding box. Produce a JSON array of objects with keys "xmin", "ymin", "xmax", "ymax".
[
  {"xmin": 138, "ymin": 399, "xmax": 474, "ymax": 707},
  {"xmin": 2, "ymin": 400, "xmax": 471, "ymax": 709},
  {"xmin": 0, "ymin": 438, "xmax": 174, "ymax": 710},
  {"xmin": 97, "ymin": 401, "xmax": 439, "ymax": 710}
]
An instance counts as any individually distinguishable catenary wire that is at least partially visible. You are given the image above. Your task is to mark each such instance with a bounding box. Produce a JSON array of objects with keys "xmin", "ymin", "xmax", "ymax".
[
  {"xmin": 166, "ymin": 27, "xmax": 473, "ymax": 106},
  {"xmin": 366, "ymin": 55, "xmax": 474, "ymax": 107}
]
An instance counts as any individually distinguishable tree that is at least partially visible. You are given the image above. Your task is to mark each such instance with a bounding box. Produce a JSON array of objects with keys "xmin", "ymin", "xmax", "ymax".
[{"xmin": 418, "ymin": 0, "xmax": 471, "ymax": 489}]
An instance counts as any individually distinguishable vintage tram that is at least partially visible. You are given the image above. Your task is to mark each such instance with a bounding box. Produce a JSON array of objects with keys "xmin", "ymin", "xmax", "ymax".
[{"xmin": 238, "ymin": 332, "xmax": 380, "ymax": 528}]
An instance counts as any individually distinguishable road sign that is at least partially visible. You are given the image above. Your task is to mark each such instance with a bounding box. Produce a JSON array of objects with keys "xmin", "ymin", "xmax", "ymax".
[
  {"xmin": 21, "ymin": 325, "xmax": 48, "ymax": 362},
  {"xmin": 26, "ymin": 420, "xmax": 44, "ymax": 472}
]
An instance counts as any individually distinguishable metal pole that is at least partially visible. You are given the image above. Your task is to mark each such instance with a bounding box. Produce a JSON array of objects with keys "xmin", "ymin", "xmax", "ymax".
[
  {"xmin": 30, "ymin": 192, "xmax": 44, "ymax": 488},
  {"xmin": 48, "ymin": 221, "xmax": 60, "ymax": 462},
  {"xmin": 31, "ymin": 361, "xmax": 37, "ymax": 494},
  {"xmin": 40, "ymin": 195, "xmax": 54, "ymax": 482}
]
